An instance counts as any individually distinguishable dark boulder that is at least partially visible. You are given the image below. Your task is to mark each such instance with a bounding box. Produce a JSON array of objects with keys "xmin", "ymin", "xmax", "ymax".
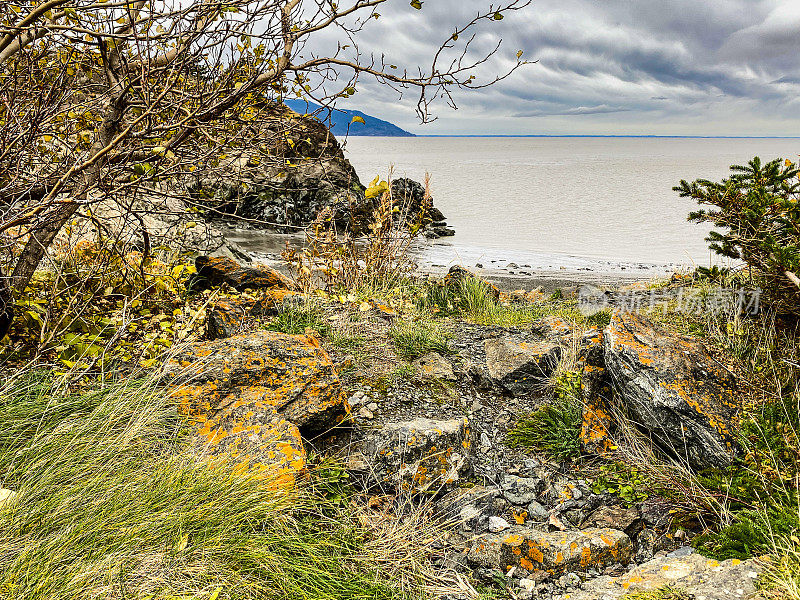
[{"xmin": 391, "ymin": 178, "xmax": 453, "ymax": 237}]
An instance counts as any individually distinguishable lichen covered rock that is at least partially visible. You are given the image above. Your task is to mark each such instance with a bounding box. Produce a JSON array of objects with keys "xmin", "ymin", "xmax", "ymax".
[
  {"xmin": 470, "ymin": 526, "xmax": 633, "ymax": 575},
  {"xmin": 190, "ymin": 256, "xmax": 297, "ymax": 292},
  {"xmin": 603, "ymin": 311, "xmax": 740, "ymax": 470},
  {"xmin": 484, "ymin": 337, "xmax": 562, "ymax": 396},
  {"xmin": 362, "ymin": 417, "xmax": 472, "ymax": 494},
  {"xmin": 568, "ymin": 550, "xmax": 763, "ymax": 600},
  {"xmin": 166, "ymin": 331, "xmax": 348, "ymax": 485},
  {"xmin": 577, "ymin": 329, "xmax": 615, "ymax": 455}
]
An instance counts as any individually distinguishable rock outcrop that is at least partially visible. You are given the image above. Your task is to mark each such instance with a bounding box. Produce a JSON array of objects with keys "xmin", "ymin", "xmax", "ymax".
[
  {"xmin": 165, "ymin": 331, "xmax": 348, "ymax": 486},
  {"xmin": 391, "ymin": 177, "xmax": 454, "ymax": 238},
  {"xmin": 188, "ymin": 102, "xmax": 370, "ymax": 233},
  {"xmin": 360, "ymin": 417, "xmax": 472, "ymax": 494},
  {"xmin": 469, "ymin": 526, "xmax": 633, "ymax": 575},
  {"xmin": 602, "ymin": 312, "xmax": 740, "ymax": 470},
  {"xmin": 189, "ymin": 255, "xmax": 297, "ymax": 292}
]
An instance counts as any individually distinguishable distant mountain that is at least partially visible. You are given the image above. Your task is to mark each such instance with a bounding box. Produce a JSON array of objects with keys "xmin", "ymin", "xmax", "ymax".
[{"xmin": 283, "ymin": 99, "xmax": 414, "ymax": 137}]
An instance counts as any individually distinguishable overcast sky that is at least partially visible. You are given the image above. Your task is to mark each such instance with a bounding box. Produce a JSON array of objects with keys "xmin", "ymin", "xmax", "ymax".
[{"xmin": 312, "ymin": 0, "xmax": 800, "ymax": 135}]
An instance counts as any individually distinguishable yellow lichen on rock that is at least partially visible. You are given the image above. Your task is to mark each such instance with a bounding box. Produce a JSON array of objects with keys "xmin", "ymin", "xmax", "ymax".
[{"xmin": 166, "ymin": 330, "xmax": 348, "ymax": 487}]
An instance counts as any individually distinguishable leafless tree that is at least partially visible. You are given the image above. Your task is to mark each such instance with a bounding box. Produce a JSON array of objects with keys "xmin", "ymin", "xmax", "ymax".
[{"xmin": 0, "ymin": 0, "xmax": 531, "ymax": 337}]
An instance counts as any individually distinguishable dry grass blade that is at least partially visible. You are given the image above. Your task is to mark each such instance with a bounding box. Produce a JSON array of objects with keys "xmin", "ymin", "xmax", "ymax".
[{"xmin": 284, "ymin": 171, "xmax": 418, "ymax": 297}]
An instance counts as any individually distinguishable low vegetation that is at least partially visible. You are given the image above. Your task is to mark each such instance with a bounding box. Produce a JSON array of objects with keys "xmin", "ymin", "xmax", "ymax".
[
  {"xmin": 0, "ymin": 373, "xmax": 404, "ymax": 600},
  {"xmin": 507, "ymin": 370, "xmax": 583, "ymax": 461},
  {"xmin": 622, "ymin": 586, "xmax": 694, "ymax": 600},
  {"xmin": 388, "ymin": 317, "xmax": 453, "ymax": 359}
]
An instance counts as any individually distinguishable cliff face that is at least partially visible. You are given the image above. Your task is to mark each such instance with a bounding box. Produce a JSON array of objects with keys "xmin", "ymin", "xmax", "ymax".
[{"xmin": 188, "ymin": 102, "xmax": 371, "ymax": 233}]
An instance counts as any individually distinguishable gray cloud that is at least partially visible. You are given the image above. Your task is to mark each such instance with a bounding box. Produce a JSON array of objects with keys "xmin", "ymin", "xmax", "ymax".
[{"xmin": 309, "ymin": 0, "xmax": 800, "ymax": 135}]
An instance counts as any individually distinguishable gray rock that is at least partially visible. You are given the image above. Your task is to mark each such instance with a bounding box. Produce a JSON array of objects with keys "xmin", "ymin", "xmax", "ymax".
[
  {"xmin": 567, "ymin": 551, "xmax": 762, "ymax": 600},
  {"xmin": 584, "ymin": 505, "xmax": 640, "ymax": 535},
  {"xmin": 489, "ymin": 516, "xmax": 511, "ymax": 533},
  {"xmin": 484, "ymin": 337, "xmax": 562, "ymax": 396},
  {"xmin": 361, "ymin": 417, "xmax": 472, "ymax": 494},
  {"xmin": 413, "ymin": 352, "xmax": 456, "ymax": 381},
  {"xmin": 527, "ymin": 500, "xmax": 549, "ymax": 521},
  {"xmin": 501, "ymin": 475, "xmax": 544, "ymax": 506},
  {"xmin": 603, "ymin": 311, "xmax": 740, "ymax": 470}
]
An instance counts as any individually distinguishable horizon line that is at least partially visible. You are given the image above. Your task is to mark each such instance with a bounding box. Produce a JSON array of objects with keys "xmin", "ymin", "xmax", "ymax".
[{"xmin": 406, "ymin": 134, "xmax": 800, "ymax": 139}]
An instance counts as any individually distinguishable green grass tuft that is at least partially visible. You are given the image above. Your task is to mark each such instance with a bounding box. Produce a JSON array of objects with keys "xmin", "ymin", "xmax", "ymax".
[
  {"xmin": 389, "ymin": 318, "xmax": 452, "ymax": 359},
  {"xmin": 266, "ymin": 300, "xmax": 330, "ymax": 336},
  {"xmin": 507, "ymin": 371, "xmax": 583, "ymax": 461},
  {"xmin": 622, "ymin": 585, "xmax": 694, "ymax": 600},
  {"xmin": 0, "ymin": 372, "xmax": 402, "ymax": 600}
]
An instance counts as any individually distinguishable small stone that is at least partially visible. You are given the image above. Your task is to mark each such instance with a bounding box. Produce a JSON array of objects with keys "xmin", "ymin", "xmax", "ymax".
[
  {"xmin": 489, "ymin": 516, "xmax": 511, "ymax": 533},
  {"xmin": 480, "ymin": 432, "xmax": 492, "ymax": 447},
  {"xmin": 348, "ymin": 393, "xmax": 367, "ymax": 407},
  {"xmin": 358, "ymin": 406, "xmax": 374, "ymax": 419},
  {"xmin": 548, "ymin": 513, "xmax": 567, "ymax": 531},
  {"xmin": 501, "ymin": 475, "xmax": 543, "ymax": 506},
  {"xmin": 527, "ymin": 500, "xmax": 549, "ymax": 520},
  {"xmin": 519, "ymin": 578, "xmax": 537, "ymax": 592},
  {"xmin": 366, "ymin": 402, "xmax": 379, "ymax": 412}
]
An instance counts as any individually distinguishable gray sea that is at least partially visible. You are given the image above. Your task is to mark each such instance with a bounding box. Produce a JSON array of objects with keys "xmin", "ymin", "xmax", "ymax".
[{"xmin": 339, "ymin": 136, "xmax": 800, "ymax": 278}]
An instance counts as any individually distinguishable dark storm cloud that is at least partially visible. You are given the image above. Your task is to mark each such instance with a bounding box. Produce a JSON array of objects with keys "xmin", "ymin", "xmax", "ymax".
[{"xmin": 315, "ymin": 0, "xmax": 800, "ymax": 134}]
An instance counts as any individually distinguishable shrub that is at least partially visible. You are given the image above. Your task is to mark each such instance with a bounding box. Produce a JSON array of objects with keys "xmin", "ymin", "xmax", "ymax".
[
  {"xmin": 283, "ymin": 176, "xmax": 416, "ymax": 297},
  {"xmin": 675, "ymin": 157, "xmax": 800, "ymax": 315},
  {"xmin": 1, "ymin": 241, "xmax": 201, "ymax": 370}
]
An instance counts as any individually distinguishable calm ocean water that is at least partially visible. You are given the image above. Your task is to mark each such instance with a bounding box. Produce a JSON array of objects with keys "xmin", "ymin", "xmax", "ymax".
[{"xmin": 343, "ymin": 137, "xmax": 800, "ymax": 270}]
